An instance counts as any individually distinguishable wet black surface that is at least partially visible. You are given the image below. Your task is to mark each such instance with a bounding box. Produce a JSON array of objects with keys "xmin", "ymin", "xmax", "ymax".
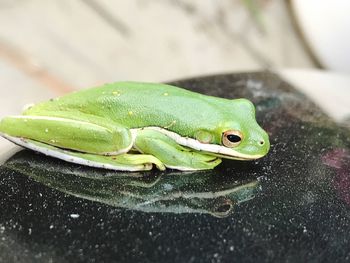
[{"xmin": 0, "ymin": 72, "xmax": 350, "ymax": 262}]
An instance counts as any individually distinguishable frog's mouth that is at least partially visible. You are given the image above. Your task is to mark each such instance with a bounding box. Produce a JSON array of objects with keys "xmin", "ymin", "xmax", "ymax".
[{"xmin": 136, "ymin": 127, "xmax": 265, "ymax": 160}]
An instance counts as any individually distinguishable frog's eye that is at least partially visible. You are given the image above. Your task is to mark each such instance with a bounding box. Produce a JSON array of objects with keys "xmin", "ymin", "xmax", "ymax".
[
  {"xmin": 211, "ymin": 198, "xmax": 235, "ymax": 218},
  {"xmin": 222, "ymin": 130, "xmax": 243, "ymax": 147}
]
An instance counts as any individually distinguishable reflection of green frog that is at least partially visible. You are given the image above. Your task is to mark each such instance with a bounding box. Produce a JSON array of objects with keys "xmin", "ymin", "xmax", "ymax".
[{"xmin": 4, "ymin": 151, "xmax": 261, "ymax": 218}]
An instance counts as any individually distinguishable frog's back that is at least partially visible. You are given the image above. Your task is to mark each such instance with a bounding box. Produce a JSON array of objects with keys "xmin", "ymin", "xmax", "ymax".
[{"xmin": 26, "ymin": 82, "xmax": 235, "ymax": 136}]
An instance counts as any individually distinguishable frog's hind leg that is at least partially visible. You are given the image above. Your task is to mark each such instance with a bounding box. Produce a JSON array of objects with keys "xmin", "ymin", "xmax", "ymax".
[
  {"xmin": 0, "ymin": 114, "xmax": 133, "ymax": 155},
  {"xmin": 0, "ymin": 114, "xmax": 168, "ymax": 171},
  {"xmin": 2, "ymin": 135, "xmax": 165, "ymax": 171}
]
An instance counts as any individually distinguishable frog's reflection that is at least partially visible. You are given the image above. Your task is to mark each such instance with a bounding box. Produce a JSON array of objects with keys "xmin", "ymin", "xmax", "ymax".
[{"xmin": 3, "ymin": 150, "xmax": 261, "ymax": 218}]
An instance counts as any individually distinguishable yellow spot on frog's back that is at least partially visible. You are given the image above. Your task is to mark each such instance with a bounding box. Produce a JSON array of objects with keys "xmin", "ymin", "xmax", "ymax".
[
  {"xmin": 112, "ymin": 91, "xmax": 121, "ymax": 96},
  {"xmin": 163, "ymin": 92, "xmax": 169, "ymax": 96},
  {"xmin": 128, "ymin": 111, "xmax": 134, "ymax": 116},
  {"xmin": 45, "ymin": 128, "xmax": 49, "ymax": 133},
  {"xmin": 50, "ymin": 139, "xmax": 56, "ymax": 143},
  {"xmin": 23, "ymin": 119, "xmax": 28, "ymax": 122}
]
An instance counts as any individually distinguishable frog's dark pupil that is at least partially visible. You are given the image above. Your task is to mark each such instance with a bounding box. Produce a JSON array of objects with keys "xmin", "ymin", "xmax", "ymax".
[{"xmin": 227, "ymin": 134, "xmax": 241, "ymax": 143}]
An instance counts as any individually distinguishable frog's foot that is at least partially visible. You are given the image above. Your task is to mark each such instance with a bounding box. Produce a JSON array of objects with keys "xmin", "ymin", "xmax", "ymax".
[
  {"xmin": 134, "ymin": 129, "xmax": 222, "ymax": 171},
  {"xmin": 2, "ymin": 135, "xmax": 165, "ymax": 171}
]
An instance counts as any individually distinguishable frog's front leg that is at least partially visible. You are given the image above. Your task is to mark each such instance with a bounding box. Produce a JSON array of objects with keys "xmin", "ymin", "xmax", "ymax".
[{"xmin": 134, "ymin": 129, "xmax": 222, "ymax": 171}]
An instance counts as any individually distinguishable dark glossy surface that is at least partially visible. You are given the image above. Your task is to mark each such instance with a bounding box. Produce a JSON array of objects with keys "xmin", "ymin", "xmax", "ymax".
[{"xmin": 0, "ymin": 72, "xmax": 349, "ymax": 263}]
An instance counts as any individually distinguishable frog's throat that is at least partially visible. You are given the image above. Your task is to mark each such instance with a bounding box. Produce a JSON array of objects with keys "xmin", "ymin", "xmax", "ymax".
[{"xmin": 131, "ymin": 127, "xmax": 264, "ymax": 160}]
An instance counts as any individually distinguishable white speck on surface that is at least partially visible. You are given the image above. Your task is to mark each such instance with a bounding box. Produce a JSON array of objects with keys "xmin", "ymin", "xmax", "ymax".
[
  {"xmin": 163, "ymin": 183, "xmax": 173, "ymax": 191},
  {"xmin": 303, "ymin": 226, "xmax": 307, "ymax": 233},
  {"xmin": 70, "ymin": 214, "xmax": 80, "ymax": 219},
  {"xmin": 246, "ymin": 79, "xmax": 263, "ymax": 90},
  {"xmin": 49, "ymin": 225, "xmax": 54, "ymax": 229},
  {"xmin": 45, "ymin": 128, "xmax": 49, "ymax": 133}
]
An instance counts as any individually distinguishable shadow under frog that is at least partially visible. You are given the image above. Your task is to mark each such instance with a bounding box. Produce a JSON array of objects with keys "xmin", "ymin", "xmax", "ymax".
[{"xmin": 2, "ymin": 150, "xmax": 261, "ymax": 218}]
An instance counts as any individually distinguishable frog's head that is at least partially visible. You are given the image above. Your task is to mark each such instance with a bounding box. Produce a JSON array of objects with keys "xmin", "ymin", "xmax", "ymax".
[{"xmin": 195, "ymin": 99, "xmax": 270, "ymax": 160}]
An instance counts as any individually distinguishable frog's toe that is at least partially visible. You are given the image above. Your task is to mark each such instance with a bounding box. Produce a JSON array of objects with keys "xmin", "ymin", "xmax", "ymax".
[
  {"xmin": 196, "ymin": 155, "xmax": 222, "ymax": 169},
  {"xmin": 205, "ymin": 156, "xmax": 222, "ymax": 165}
]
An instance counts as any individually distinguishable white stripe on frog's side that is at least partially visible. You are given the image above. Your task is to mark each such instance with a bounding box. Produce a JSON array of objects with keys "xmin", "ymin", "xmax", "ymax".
[
  {"xmin": 0, "ymin": 133, "xmax": 152, "ymax": 171},
  {"xmin": 131, "ymin": 127, "xmax": 262, "ymax": 160}
]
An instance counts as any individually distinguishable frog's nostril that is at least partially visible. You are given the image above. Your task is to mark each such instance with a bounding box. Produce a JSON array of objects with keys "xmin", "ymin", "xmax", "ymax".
[{"xmin": 259, "ymin": 140, "xmax": 265, "ymax": 146}]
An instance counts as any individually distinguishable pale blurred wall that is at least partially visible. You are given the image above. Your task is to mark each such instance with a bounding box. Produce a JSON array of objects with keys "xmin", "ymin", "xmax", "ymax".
[{"xmin": 0, "ymin": 0, "xmax": 314, "ymax": 98}]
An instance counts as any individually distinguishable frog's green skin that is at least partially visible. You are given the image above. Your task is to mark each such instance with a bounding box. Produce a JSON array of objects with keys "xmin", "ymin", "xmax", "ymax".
[
  {"xmin": 0, "ymin": 82, "xmax": 270, "ymax": 171},
  {"xmin": 4, "ymin": 151, "xmax": 261, "ymax": 218}
]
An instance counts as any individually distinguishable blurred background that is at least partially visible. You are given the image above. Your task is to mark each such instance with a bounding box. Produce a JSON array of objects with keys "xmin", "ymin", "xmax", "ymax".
[{"xmin": 0, "ymin": 0, "xmax": 349, "ymax": 120}]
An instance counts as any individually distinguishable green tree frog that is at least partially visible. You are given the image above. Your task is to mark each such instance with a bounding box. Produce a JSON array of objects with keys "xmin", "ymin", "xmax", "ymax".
[{"xmin": 0, "ymin": 82, "xmax": 270, "ymax": 171}]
